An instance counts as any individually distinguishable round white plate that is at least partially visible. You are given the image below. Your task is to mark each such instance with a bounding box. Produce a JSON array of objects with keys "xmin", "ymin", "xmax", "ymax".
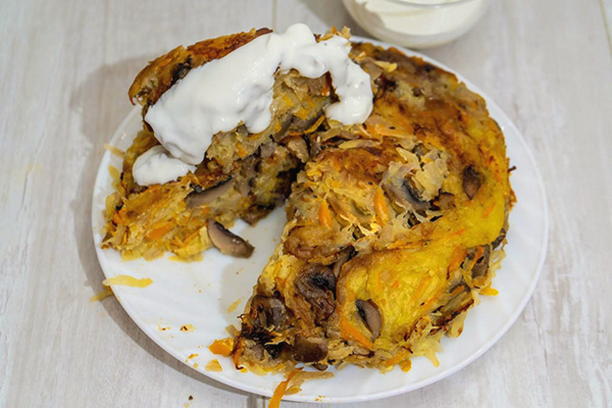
[{"xmin": 92, "ymin": 39, "xmax": 548, "ymax": 404}]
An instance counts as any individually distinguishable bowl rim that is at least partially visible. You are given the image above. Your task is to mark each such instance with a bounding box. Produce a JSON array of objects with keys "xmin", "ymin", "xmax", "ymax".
[{"xmin": 387, "ymin": 0, "xmax": 480, "ymax": 8}]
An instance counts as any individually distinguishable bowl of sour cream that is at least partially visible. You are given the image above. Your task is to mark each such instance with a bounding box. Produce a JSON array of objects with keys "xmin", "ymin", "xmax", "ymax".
[{"xmin": 343, "ymin": 0, "xmax": 490, "ymax": 49}]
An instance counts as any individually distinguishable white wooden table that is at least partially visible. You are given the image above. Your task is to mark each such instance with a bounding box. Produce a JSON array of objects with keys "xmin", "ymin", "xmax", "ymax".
[{"xmin": 1, "ymin": 0, "xmax": 610, "ymax": 407}]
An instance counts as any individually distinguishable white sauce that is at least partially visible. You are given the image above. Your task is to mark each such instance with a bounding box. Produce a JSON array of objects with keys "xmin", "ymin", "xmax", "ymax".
[
  {"xmin": 134, "ymin": 23, "xmax": 373, "ymax": 186},
  {"xmin": 132, "ymin": 145, "xmax": 196, "ymax": 186},
  {"xmin": 351, "ymin": 0, "xmax": 486, "ymax": 37}
]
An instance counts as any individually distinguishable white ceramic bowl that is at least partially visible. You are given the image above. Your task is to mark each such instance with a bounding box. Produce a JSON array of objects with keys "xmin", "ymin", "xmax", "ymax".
[
  {"xmin": 92, "ymin": 38, "xmax": 548, "ymax": 403},
  {"xmin": 343, "ymin": 0, "xmax": 490, "ymax": 49}
]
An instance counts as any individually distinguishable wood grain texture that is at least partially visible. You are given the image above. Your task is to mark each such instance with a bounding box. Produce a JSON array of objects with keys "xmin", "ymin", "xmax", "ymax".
[{"xmin": 0, "ymin": 0, "xmax": 610, "ymax": 407}]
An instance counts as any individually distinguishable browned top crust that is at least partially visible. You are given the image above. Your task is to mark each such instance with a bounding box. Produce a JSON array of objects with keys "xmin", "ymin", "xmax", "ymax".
[{"xmin": 128, "ymin": 28, "xmax": 272, "ymax": 107}]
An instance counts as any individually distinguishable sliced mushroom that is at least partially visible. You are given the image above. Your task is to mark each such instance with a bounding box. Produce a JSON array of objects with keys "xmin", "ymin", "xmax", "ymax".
[
  {"xmin": 356, "ymin": 299, "xmax": 382, "ymax": 339},
  {"xmin": 241, "ymin": 204, "xmax": 275, "ymax": 225},
  {"xmin": 292, "ymin": 337, "xmax": 328, "ymax": 362},
  {"xmin": 432, "ymin": 283, "xmax": 474, "ymax": 330},
  {"xmin": 263, "ymin": 343, "xmax": 285, "ymax": 359},
  {"xmin": 295, "ymin": 264, "xmax": 336, "ymax": 322},
  {"xmin": 312, "ymin": 362, "xmax": 329, "ymax": 371},
  {"xmin": 285, "ymin": 136, "xmax": 310, "ymax": 162},
  {"xmin": 462, "ymin": 166, "xmax": 482, "ymax": 200},
  {"xmin": 249, "ymin": 295, "xmax": 288, "ymax": 330},
  {"xmin": 207, "ymin": 219, "xmax": 254, "ymax": 258},
  {"xmin": 403, "ymin": 179, "xmax": 430, "ymax": 212},
  {"xmin": 471, "ymin": 245, "xmax": 491, "ymax": 278},
  {"xmin": 384, "ymin": 178, "xmax": 429, "ymax": 212},
  {"xmin": 259, "ymin": 142, "xmax": 276, "ymax": 159},
  {"xmin": 434, "ymin": 192, "xmax": 454, "ymax": 210},
  {"xmin": 186, "ymin": 178, "xmax": 233, "ymax": 208},
  {"xmin": 492, "ymin": 228, "xmax": 506, "ymax": 249},
  {"xmin": 332, "ymin": 247, "xmax": 356, "ymax": 277}
]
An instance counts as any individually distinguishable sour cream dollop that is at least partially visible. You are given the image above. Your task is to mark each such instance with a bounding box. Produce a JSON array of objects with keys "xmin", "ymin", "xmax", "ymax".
[
  {"xmin": 132, "ymin": 145, "xmax": 196, "ymax": 186},
  {"xmin": 133, "ymin": 23, "xmax": 373, "ymax": 186}
]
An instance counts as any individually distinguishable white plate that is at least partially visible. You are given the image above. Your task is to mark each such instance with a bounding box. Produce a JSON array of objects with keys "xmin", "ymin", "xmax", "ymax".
[{"xmin": 92, "ymin": 39, "xmax": 548, "ymax": 403}]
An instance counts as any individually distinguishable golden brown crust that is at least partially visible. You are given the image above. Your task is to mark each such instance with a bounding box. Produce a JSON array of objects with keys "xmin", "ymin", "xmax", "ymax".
[
  {"xmin": 128, "ymin": 28, "xmax": 272, "ymax": 107},
  {"xmin": 233, "ymin": 41, "xmax": 513, "ymax": 373}
]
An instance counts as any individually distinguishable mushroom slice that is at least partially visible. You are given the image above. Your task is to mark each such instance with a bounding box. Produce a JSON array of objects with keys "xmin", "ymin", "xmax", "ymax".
[
  {"xmin": 433, "ymin": 192, "xmax": 454, "ymax": 210},
  {"xmin": 492, "ymin": 228, "xmax": 506, "ymax": 249},
  {"xmin": 402, "ymin": 179, "xmax": 429, "ymax": 212},
  {"xmin": 471, "ymin": 245, "xmax": 491, "ymax": 278},
  {"xmin": 295, "ymin": 264, "xmax": 336, "ymax": 322},
  {"xmin": 462, "ymin": 166, "xmax": 483, "ymax": 200},
  {"xmin": 292, "ymin": 337, "xmax": 328, "ymax": 362},
  {"xmin": 285, "ymin": 136, "xmax": 309, "ymax": 162},
  {"xmin": 332, "ymin": 247, "xmax": 355, "ymax": 277},
  {"xmin": 382, "ymin": 170, "xmax": 429, "ymax": 212},
  {"xmin": 249, "ymin": 295, "xmax": 288, "ymax": 329},
  {"xmin": 186, "ymin": 178, "xmax": 233, "ymax": 208},
  {"xmin": 356, "ymin": 299, "xmax": 382, "ymax": 339},
  {"xmin": 207, "ymin": 219, "xmax": 254, "ymax": 258}
]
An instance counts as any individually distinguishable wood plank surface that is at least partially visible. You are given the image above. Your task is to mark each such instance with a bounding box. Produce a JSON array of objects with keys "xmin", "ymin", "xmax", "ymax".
[{"xmin": 0, "ymin": 0, "xmax": 609, "ymax": 407}]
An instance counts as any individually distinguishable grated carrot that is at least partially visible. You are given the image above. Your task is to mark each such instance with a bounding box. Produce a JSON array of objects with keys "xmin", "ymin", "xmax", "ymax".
[
  {"xmin": 268, "ymin": 369, "xmax": 302, "ymax": 408},
  {"xmin": 146, "ymin": 222, "xmax": 174, "ymax": 240},
  {"xmin": 209, "ymin": 338, "xmax": 235, "ymax": 357},
  {"xmin": 400, "ymin": 359, "xmax": 412, "ymax": 372},
  {"xmin": 339, "ymin": 317, "xmax": 373, "ymax": 349},
  {"xmin": 373, "ymin": 187, "xmax": 389, "ymax": 224},
  {"xmin": 318, "ymin": 199, "xmax": 333, "ymax": 228},
  {"xmin": 383, "ymin": 349, "xmax": 409, "ymax": 367},
  {"xmin": 112, "ymin": 210, "xmax": 126, "ymax": 225},
  {"xmin": 420, "ymin": 292, "xmax": 441, "ymax": 312},
  {"xmin": 235, "ymin": 143, "xmax": 248, "ymax": 158},
  {"xmin": 448, "ymin": 246, "xmax": 467, "ymax": 273},
  {"xmin": 483, "ymin": 203, "xmax": 496, "ymax": 218},
  {"xmin": 303, "ymin": 115, "xmax": 325, "ymax": 134},
  {"xmin": 412, "ymin": 276, "xmax": 432, "ymax": 303}
]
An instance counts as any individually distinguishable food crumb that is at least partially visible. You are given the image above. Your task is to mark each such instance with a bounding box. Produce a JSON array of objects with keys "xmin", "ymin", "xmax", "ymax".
[
  {"xmin": 104, "ymin": 143, "xmax": 125, "ymax": 158},
  {"xmin": 180, "ymin": 324, "xmax": 195, "ymax": 332},
  {"xmin": 226, "ymin": 298, "xmax": 242, "ymax": 313},
  {"xmin": 192, "ymin": 362, "xmax": 199, "ymax": 369},
  {"xmin": 205, "ymin": 359, "xmax": 223, "ymax": 372},
  {"xmin": 188, "ymin": 395, "xmax": 193, "ymax": 401},
  {"xmin": 209, "ymin": 338, "xmax": 234, "ymax": 356},
  {"xmin": 89, "ymin": 286, "xmax": 113, "ymax": 302},
  {"xmin": 186, "ymin": 353, "xmax": 199, "ymax": 360},
  {"xmin": 481, "ymin": 287, "xmax": 499, "ymax": 296},
  {"xmin": 225, "ymin": 325, "xmax": 239, "ymax": 336},
  {"xmin": 102, "ymin": 275, "xmax": 152, "ymax": 288}
]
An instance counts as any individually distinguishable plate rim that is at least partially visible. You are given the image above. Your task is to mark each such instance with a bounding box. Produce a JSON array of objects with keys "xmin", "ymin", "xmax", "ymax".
[{"xmin": 91, "ymin": 37, "xmax": 549, "ymax": 403}]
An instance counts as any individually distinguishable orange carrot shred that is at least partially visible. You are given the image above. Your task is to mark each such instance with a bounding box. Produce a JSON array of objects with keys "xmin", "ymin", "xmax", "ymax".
[
  {"xmin": 373, "ymin": 187, "xmax": 389, "ymax": 224},
  {"xmin": 208, "ymin": 338, "xmax": 235, "ymax": 357},
  {"xmin": 339, "ymin": 317, "xmax": 373, "ymax": 349},
  {"xmin": 318, "ymin": 199, "xmax": 333, "ymax": 228},
  {"xmin": 269, "ymin": 369, "xmax": 302, "ymax": 408},
  {"xmin": 146, "ymin": 222, "xmax": 173, "ymax": 240},
  {"xmin": 448, "ymin": 246, "xmax": 467, "ymax": 273},
  {"xmin": 483, "ymin": 202, "xmax": 496, "ymax": 217}
]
